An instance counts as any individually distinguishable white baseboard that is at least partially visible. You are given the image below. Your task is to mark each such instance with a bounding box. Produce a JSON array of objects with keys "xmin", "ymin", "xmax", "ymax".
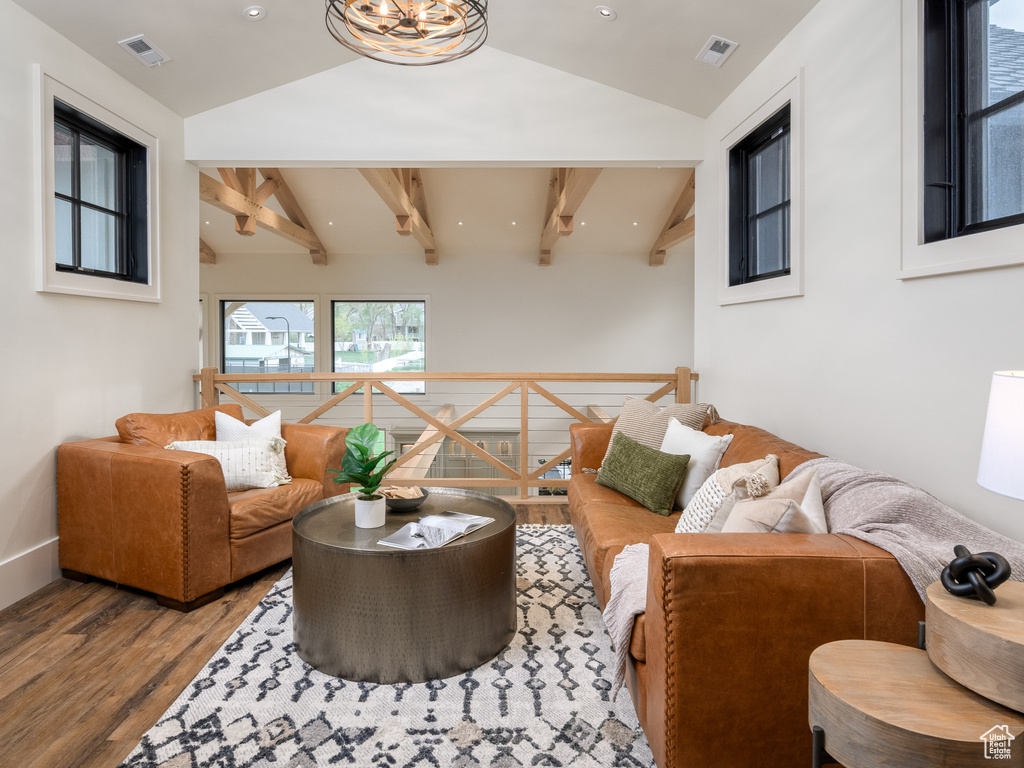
[{"xmin": 0, "ymin": 538, "xmax": 60, "ymax": 611}]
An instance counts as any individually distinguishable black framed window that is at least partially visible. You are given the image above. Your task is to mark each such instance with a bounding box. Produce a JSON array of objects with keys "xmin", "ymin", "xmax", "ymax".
[
  {"xmin": 53, "ymin": 99, "xmax": 148, "ymax": 283},
  {"xmin": 728, "ymin": 104, "xmax": 791, "ymax": 286},
  {"xmin": 923, "ymin": 0, "xmax": 1024, "ymax": 242},
  {"xmin": 221, "ymin": 300, "xmax": 315, "ymax": 394},
  {"xmin": 332, "ymin": 300, "xmax": 426, "ymax": 394}
]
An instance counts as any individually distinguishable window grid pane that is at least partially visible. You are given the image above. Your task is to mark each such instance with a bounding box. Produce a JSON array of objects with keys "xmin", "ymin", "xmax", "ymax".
[
  {"xmin": 79, "ymin": 136, "xmax": 119, "ymax": 211},
  {"xmin": 333, "ymin": 301, "xmax": 426, "ymax": 394},
  {"xmin": 54, "ymin": 123, "xmax": 74, "ymax": 197},
  {"xmin": 55, "ymin": 197, "xmax": 74, "ymax": 267},
  {"xmin": 80, "ymin": 208, "xmax": 118, "ymax": 273},
  {"xmin": 222, "ymin": 301, "xmax": 316, "ymax": 394}
]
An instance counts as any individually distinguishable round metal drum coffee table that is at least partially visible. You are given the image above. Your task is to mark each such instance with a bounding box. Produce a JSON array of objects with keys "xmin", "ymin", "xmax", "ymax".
[{"xmin": 292, "ymin": 487, "xmax": 517, "ymax": 684}]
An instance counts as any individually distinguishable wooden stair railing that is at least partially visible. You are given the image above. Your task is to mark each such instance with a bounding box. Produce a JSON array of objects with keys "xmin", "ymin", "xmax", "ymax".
[{"xmin": 194, "ymin": 367, "xmax": 698, "ymax": 498}]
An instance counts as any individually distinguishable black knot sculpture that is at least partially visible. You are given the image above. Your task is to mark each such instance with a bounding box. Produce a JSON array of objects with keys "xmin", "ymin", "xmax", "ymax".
[{"xmin": 940, "ymin": 544, "xmax": 1012, "ymax": 605}]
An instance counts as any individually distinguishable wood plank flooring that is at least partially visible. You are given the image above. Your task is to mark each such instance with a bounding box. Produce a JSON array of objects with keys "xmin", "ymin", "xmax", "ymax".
[{"xmin": 0, "ymin": 504, "xmax": 569, "ymax": 768}]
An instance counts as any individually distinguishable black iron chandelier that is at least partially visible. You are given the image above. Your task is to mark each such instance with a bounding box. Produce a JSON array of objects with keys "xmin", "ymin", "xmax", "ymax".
[{"xmin": 325, "ymin": 0, "xmax": 488, "ymax": 66}]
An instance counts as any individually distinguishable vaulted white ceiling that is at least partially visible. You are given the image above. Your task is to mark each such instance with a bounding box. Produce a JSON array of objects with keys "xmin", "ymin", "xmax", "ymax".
[
  {"xmin": 13, "ymin": 0, "xmax": 820, "ymax": 118},
  {"xmin": 15, "ymin": 0, "xmax": 821, "ymax": 260}
]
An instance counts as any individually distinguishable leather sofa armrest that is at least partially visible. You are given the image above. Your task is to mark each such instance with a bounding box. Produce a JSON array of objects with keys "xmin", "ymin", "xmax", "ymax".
[
  {"xmin": 642, "ymin": 532, "xmax": 923, "ymax": 768},
  {"xmin": 280, "ymin": 422, "xmax": 348, "ymax": 497},
  {"xmin": 56, "ymin": 438, "xmax": 232, "ymax": 604},
  {"xmin": 570, "ymin": 422, "xmax": 614, "ymax": 473}
]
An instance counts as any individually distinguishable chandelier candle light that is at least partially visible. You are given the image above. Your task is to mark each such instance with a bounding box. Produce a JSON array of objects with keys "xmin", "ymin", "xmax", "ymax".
[{"xmin": 326, "ymin": 0, "xmax": 487, "ymax": 65}]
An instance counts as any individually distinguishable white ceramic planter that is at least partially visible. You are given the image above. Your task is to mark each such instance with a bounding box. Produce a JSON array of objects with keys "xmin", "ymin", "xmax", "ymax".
[{"xmin": 354, "ymin": 495, "xmax": 386, "ymax": 528}]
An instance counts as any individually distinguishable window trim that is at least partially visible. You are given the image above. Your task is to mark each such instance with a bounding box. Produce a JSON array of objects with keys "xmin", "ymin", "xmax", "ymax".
[
  {"xmin": 718, "ymin": 72, "xmax": 804, "ymax": 306},
  {"xmin": 35, "ymin": 67, "xmax": 160, "ymax": 302},
  {"xmin": 900, "ymin": 0, "xmax": 1024, "ymax": 279}
]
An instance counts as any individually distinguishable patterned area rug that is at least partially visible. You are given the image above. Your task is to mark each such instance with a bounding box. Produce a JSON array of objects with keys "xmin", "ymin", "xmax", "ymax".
[{"xmin": 120, "ymin": 525, "xmax": 654, "ymax": 767}]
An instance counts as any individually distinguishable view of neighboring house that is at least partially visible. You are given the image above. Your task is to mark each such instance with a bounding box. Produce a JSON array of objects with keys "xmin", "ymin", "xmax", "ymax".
[{"xmin": 223, "ymin": 301, "xmax": 315, "ymax": 371}]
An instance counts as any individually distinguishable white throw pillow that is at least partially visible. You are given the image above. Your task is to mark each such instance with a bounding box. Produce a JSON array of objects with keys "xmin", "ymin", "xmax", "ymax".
[
  {"xmin": 659, "ymin": 418, "xmax": 734, "ymax": 509},
  {"xmin": 721, "ymin": 469, "xmax": 827, "ymax": 534},
  {"xmin": 675, "ymin": 454, "xmax": 780, "ymax": 533},
  {"xmin": 165, "ymin": 438, "xmax": 290, "ymax": 492},
  {"xmin": 216, "ymin": 409, "xmax": 289, "ymax": 481}
]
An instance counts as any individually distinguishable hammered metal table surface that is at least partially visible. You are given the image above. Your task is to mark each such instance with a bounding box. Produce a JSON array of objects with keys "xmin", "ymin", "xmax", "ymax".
[{"xmin": 292, "ymin": 488, "xmax": 517, "ymax": 683}]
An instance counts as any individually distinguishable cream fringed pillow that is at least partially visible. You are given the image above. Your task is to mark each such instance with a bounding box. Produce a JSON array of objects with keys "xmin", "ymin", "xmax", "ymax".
[
  {"xmin": 165, "ymin": 438, "xmax": 290, "ymax": 492},
  {"xmin": 216, "ymin": 409, "xmax": 289, "ymax": 481},
  {"xmin": 722, "ymin": 469, "xmax": 827, "ymax": 534},
  {"xmin": 674, "ymin": 454, "xmax": 780, "ymax": 533},
  {"xmin": 601, "ymin": 397, "xmax": 711, "ymax": 466}
]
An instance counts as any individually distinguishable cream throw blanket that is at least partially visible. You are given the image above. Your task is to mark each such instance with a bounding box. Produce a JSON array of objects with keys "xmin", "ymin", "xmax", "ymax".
[{"xmin": 603, "ymin": 456, "xmax": 1024, "ymax": 695}]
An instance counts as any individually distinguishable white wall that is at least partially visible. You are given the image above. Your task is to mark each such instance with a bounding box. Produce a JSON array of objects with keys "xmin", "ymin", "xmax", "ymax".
[
  {"xmin": 694, "ymin": 0, "xmax": 1024, "ymax": 541},
  {"xmin": 184, "ymin": 47, "xmax": 705, "ymax": 167},
  {"xmin": 201, "ymin": 246, "xmax": 694, "ymax": 373},
  {"xmin": 0, "ymin": 0, "xmax": 198, "ymax": 609}
]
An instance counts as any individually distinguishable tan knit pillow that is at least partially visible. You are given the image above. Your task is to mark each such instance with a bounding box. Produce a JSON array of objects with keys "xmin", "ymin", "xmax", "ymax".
[{"xmin": 602, "ymin": 397, "xmax": 711, "ymax": 465}]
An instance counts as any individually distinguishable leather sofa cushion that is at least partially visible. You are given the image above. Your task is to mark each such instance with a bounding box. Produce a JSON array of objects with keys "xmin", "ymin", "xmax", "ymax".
[
  {"xmin": 116, "ymin": 404, "xmax": 245, "ymax": 447},
  {"xmin": 228, "ymin": 478, "xmax": 323, "ymax": 539},
  {"xmin": 570, "ymin": 474, "xmax": 678, "ymax": 607}
]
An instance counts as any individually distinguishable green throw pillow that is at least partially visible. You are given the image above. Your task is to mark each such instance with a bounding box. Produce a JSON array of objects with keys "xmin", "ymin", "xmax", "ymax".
[{"xmin": 596, "ymin": 431, "xmax": 690, "ymax": 516}]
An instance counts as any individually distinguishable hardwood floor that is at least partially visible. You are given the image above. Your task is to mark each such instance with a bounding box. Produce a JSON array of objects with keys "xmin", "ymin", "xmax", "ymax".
[{"xmin": 0, "ymin": 505, "xmax": 570, "ymax": 768}]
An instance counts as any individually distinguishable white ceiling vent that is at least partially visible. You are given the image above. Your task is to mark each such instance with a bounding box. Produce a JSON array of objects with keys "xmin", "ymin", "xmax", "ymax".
[
  {"xmin": 118, "ymin": 35, "xmax": 171, "ymax": 67},
  {"xmin": 696, "ymin": 36, "xmax": 738, "ymax": 68}
]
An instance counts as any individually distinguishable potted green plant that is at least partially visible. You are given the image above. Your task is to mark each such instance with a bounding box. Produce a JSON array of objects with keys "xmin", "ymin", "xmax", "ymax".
[{"xmin": 328, "ymin": 423, "xmax": 397, "ymax": 528}]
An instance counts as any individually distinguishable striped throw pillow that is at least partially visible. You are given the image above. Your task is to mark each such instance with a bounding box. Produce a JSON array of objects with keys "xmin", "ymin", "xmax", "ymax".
[{"xmin": 601, "ymin": 397, "xmax": 711, "ymax": 466}]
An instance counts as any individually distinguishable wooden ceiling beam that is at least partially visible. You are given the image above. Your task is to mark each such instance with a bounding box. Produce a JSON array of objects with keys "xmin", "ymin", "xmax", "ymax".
[
  {"xmin": 199, "ymin": 238, "xmax": 216, "ymax": 264},
  {"xmin": 359, "ymin": 168, "xmax": 437, "ymax": 265},
  {"xmin": 649, "ymin": 168, "xmax": 696, "ymax": 266},
  {"xmin": 217, "ymin": 168, "xmax": 243, "ymax": 192},
  {"xmin": 199, "ymin": 173, "xmax": 328, "ymax": 260},
  {"xmin": 539, "ymin": 167, "xmax": 602, "ymax": 265},
  {"xmin": 256, "ymin": 168, "xmax": 328, "ymax": 265}
]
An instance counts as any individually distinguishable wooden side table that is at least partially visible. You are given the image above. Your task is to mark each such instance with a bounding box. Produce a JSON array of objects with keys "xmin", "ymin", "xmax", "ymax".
[
  {"xmin": 926, "ymin": 580, "xmax": 1024, "ymax": 712},
  {"xmin": 809, "ymin": 640, "xmax": 1024, "ymax": 767}
]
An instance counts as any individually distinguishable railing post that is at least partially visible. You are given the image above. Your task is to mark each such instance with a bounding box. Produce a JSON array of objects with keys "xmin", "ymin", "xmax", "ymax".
[
  {"xmin": 200, "ymin": 367, "xmax": 219, "ymax": 408},
  {"xmin": 675, "ymin": 366, "xmax": 692, "ymax": 404},
  {"xmin": 520, "ymin": 382, "xmax": 530, "ymax": 499},
  {"xmin": 363, "ymin": 380, "xmax": 373, "ymax": 424}
]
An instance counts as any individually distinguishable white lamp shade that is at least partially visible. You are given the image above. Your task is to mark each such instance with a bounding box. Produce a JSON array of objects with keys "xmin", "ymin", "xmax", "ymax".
[{"xmin": 978, "ymin": 371, "xmax": 1024, "ymax": 500}]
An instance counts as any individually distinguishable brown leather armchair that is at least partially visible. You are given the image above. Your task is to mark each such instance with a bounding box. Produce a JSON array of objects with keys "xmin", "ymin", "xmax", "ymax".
[{"xmin": 57, "ymin": 404, "xmax": 347, "ymax": 611}]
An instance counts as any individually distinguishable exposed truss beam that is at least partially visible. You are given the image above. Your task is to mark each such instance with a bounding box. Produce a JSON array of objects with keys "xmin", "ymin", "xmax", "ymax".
[
  {"xmin": 539, "ymin": 167, "xmax": 602, "ymax": 266},
  {"xmin": 199, "ymin": 238, "xmax": 217, "ymax": 264},
  {"xmin": 359, "ymin": 168, "xmax": 437, "ymax": 265},
  {"xmin": 649, "ymin": 168, "xmax": 696, "ymax": 266},
  {"xmin": 256, "ymin": 168, "xmax": 327, "ymax": 265},
  {"xmin": 200, "ymin": 172, "xmax": 328, "ymax": 264}
]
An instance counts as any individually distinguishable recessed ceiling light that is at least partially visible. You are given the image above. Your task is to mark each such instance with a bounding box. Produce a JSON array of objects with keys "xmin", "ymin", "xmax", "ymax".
[
  {"xmin": 595, "ymin": 6, "xmax": 616, "ymax": 20},
  {"xmin": 458, "ymin": 221, "xmax": 463, "ymax": 226},
  {"xmin": 512, "ymin": 221, "xmax": 517, "ymax": 226},
  {"xmin": 633, "ymin": 221, "xmax": 639, "ymax": 226},
  {"xmin": 328, "ymin": 221, "xmax": 334, "ymax": 225},
  {"xmin": 205, "ymin": 220, "xmax": 210, "ymax": 225},
  {"xmin": 243, "ymin": 6, "xmax": 266, "ymax": 20},
  {"xmin": 580, "ymin": 221, "xmax": 586, "ymax": 226}
]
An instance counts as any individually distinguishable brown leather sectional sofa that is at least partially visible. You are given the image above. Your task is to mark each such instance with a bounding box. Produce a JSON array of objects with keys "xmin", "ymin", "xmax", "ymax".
[
  {"xmin": 57, "ymin": 404, "xmax": 347, "ymax": 610},
  {"xmin": 569, "ymin": 419, "xmax": 925, "ymax": 768}
]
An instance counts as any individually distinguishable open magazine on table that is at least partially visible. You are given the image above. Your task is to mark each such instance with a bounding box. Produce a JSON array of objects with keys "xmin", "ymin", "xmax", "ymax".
[{"xmin": 378, "ymin": 510, "xmax": 494, "ymax": 550}]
